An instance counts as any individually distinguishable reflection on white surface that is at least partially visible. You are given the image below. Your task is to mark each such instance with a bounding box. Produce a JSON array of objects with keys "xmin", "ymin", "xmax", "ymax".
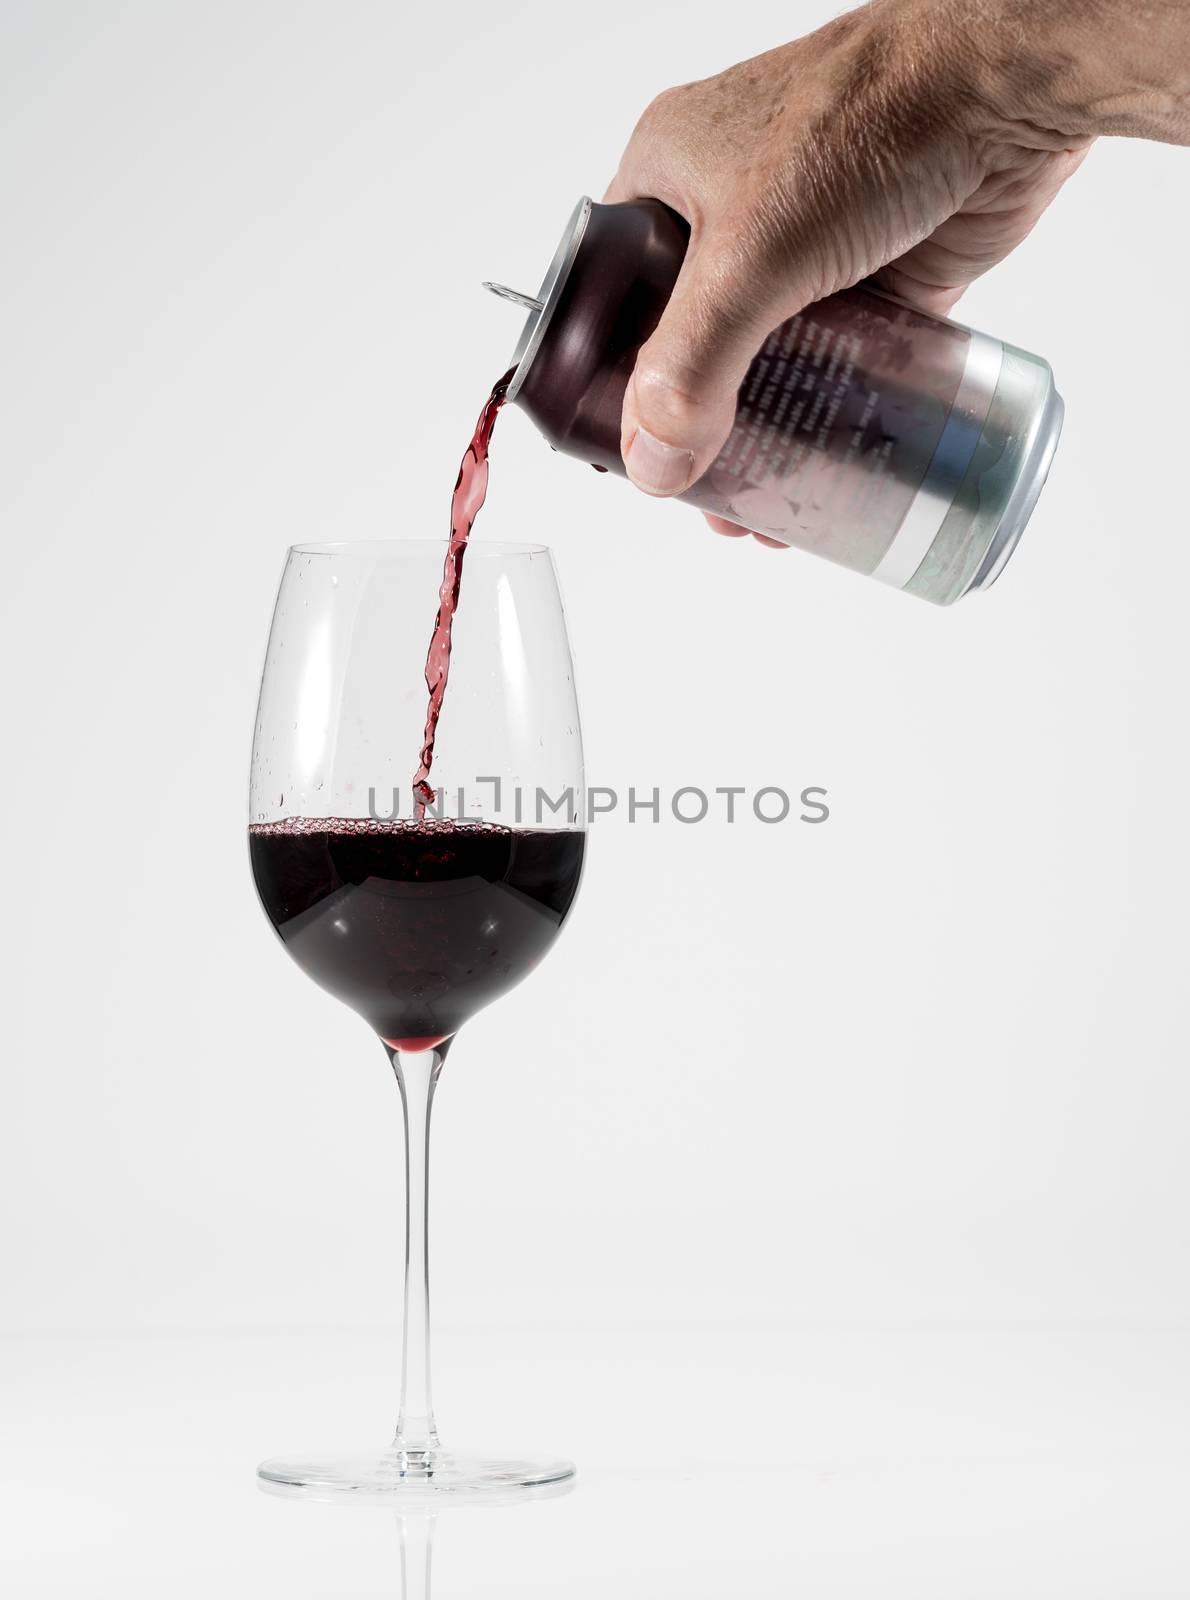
[
  {"xmin": 5, "ymin": 1323, "xmax": 1190, "ymax": 1597},
  {"xmin": 401, "ymin": 1514, "xmax": 433, "ymax": 1600},
  {"xmin": 283, "ymin": 1500, "xmax": 573, "ymax": 1600}
]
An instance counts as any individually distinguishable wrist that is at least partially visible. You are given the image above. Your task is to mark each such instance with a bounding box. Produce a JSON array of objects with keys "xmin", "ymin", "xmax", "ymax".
[{"xmin": 927, "ymin": 0, "xmax": 1190, "ymax": 145}]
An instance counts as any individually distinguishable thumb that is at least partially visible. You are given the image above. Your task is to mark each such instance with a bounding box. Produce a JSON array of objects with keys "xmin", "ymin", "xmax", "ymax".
[{"xmin": 621, "ymin": 237, "xmax": 786, "ymax": 497}]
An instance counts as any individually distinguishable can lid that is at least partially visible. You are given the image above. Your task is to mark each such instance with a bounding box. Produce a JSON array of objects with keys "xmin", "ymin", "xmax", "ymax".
[
  {"xmin": 483, "ymin": 197, "xmax": 593, "ymax": 402},
  {"xmin": 966, "ymin": 380, "xmax": 1065, "ymax": 595}
]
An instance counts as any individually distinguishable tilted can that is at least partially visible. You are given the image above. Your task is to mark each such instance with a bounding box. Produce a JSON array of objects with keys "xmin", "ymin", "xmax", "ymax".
[{"xmin": 486, "ymin": 197, "xmax": 1063, "ymax": 605}]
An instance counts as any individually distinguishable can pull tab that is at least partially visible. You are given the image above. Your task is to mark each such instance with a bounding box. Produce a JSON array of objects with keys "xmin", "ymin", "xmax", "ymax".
[{"xmin": 483, "ymin": 281, "xmax": 544, "ymax": 313}]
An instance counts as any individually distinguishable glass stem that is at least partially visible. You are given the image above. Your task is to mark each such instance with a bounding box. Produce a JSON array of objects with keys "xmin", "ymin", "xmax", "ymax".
[{"xmin": 391, "ymin": 1045, "xmax": 445, "ymax": 1456}]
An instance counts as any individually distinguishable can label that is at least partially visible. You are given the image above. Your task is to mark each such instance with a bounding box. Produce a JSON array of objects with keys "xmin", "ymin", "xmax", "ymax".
[{"xmin": 683, "ymin": 288, "xmax": 993, "ymax": 577}]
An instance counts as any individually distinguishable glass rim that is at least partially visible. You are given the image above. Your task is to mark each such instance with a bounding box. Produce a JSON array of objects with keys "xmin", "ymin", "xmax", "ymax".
[{"xmin": 289, "ymin": 539, "xmax": 551, "ymax": 558}]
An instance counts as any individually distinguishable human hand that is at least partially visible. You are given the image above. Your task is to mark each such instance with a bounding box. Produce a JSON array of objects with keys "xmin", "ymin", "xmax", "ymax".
[{"xmin": 605, "ymin": 0, "xmax": 1111, "ymax": 542}]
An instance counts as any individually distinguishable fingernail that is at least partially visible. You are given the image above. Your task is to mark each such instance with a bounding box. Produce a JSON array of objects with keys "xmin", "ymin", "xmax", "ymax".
[{"xmin": 625, "ymin": 427, "xmax": 695, "ymax": 496}]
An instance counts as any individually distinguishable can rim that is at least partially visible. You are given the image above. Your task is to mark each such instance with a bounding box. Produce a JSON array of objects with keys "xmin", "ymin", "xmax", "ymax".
[
  {"xmin": 505, "ymin": 197, "xmax": 593, "ymax": 403},
  {"xmin": 964, "ymin": 379, "xmax": 1065, "ymax": 596}
]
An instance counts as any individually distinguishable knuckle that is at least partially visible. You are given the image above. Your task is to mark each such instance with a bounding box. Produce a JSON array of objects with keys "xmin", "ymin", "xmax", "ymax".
[
  {"xmin": 632, "ymin": 361, "xmax": 715, "ymax": 431},
  {"xmin": 641, "ymin": 84, "xmax": 686, "ymax": 125},
  {"xmin": 632, "ymin": 82, "xmax": 699, "ymax": 152}
]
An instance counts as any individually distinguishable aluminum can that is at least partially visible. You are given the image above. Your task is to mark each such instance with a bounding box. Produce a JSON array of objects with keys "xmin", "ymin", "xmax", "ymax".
[{"xmin": 489, "ymin": 197, "xmax": 1063, "ymax": 604}]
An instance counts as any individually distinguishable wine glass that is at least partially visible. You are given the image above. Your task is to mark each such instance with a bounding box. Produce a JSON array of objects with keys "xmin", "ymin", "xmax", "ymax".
[{"xmin": 248, "ymin": 540, "xmax": 585, "ymax": 1498}]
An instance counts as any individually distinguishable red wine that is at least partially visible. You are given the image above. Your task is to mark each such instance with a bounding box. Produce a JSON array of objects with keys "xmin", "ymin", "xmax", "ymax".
[
  {"xmin": 412, "ymin": 372, "xmax": 513, "ymax": 819},
  {"xmin": 249, "ymin": 817, "xmax": 585, "ymax": 1052}
]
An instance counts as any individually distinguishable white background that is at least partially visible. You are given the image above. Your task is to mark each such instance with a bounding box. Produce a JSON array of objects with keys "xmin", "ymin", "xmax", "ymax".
[{"xmin": 3, "ymin": 1, "xmax": 1189, "ymax": 1593}]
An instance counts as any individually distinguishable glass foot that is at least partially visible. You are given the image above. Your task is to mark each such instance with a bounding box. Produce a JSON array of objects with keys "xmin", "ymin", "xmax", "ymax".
[{"xmin": 257, "ymin": 1446, "xmax": 576, "ymax": 1503}]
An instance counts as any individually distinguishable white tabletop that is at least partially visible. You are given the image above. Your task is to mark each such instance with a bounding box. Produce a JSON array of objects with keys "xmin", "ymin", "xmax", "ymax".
[{"xmin": 5, "ymin": 1320, "xmax": 1189, "ymax": 1596}]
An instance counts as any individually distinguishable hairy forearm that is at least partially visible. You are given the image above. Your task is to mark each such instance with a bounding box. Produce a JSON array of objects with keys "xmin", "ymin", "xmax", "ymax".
[{"xmin": 908, "ymin": 0, "xmax": 1190, "ymax": 143}]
